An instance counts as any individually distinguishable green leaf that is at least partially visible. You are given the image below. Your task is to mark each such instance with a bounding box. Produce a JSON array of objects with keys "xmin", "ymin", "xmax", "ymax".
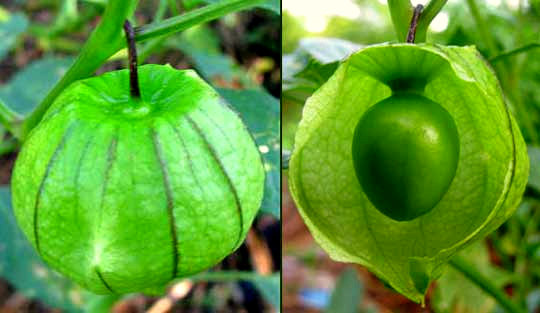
[
  {"xmin": 134, "ymin": 0, "xmax": 264, "ymax": 42},
  {"xmin": 283, "ymin": 38, "xmax": 361, "ymax": 103},
  {"xmin": 218, "ymin": 88, "xmax": 280, "ymax": 219},
  {"xmin": 0, "ymin": 57, "xmax": 75, "ymax": 116},
  {"xmin": 169, "ymin": 25, "xmax": 257, "ymax": 88},
  {"xmin": 324, "ymin": 267, "xmax": 363, "ymax": 313},
  {"xmin": 288, "ymin": 44, "xmax": 529, "ymax": 303},
  {"xmin": 202, "ymin": 0, "xmax": 280, "ymax": 14},
  {"xmin": 251, "ymin": 274, "xmax": 280, "ymax": 311},
  {"xmin": 0, "ymin": 186, "xmax": 83, "ymax": 311},
  {"xmin": 0, "ymin": 8, "xmax": 28, "ymax": 62},
  {"xmin": 432, "ymin": 241, "xmax": 513, "ymax": 313},
  {"xmin": 53, "ymin": 0, "xmax": 79, "ymax": 33}
]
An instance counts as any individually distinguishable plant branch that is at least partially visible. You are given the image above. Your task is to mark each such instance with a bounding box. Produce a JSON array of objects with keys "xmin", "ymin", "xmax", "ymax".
[
  {"xmin": 465, "ymin": 0, "xmax": 539, "ymax": 144},
  {"xmin": 449, "ymin": 256, "xmax": 526, "ymax": 313},
  {"xmin": 139, "ymin": 0, "xmax": 171, "ymax": 63},
  {"xmin": 387, "ymin": 0, "xmax": 413, "ymax": 42},
  {"xmin": 415, "ymin": 0, "xmax": 447, "ymax": 42},
  {"xmin": 490, "ymin": 43, "xmax": 540, "ymax": 63},
  {"xmin": 388, "ymin": 0, "xmax": 447, "ymax": 43},
  {"xmin": 21, "ymin": 0, "xmax": 139, "ymax": 139},
  {"xmin": 134, "ymin": 0, "xmax": 264, "ymax": 42},
  {"xmin": 189, "ymin": 271, "xmax": 271, "ymax": 283}
]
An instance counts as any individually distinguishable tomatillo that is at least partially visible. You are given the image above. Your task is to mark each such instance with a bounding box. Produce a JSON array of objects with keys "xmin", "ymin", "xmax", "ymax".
[
  {"xmin": 11, "ymin": 64, "xmax": 265, "ymax": 294},
  {"xmin": 352, "ymin": 93, "xmax": 459, "ymax": 221}
]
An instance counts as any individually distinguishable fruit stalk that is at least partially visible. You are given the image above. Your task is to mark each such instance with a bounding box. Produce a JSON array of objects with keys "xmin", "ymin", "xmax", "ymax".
[
  {"xmin": 406, "ymin": 4, "xmax": 423, "ymax": 43},
  {"xmin": 388, "ymin": 0, "xmax": 448, "ymax": 42},
  {"xmin": 124, "ymin": 20, "xmax": 141, "ymax": 99}
]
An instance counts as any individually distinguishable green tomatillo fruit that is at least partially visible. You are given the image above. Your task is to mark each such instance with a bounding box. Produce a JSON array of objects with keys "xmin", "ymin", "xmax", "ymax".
[
  {"xmin": 11, "ymin": 64, "xmax": 265, "ymax": 294},
  {"xmin": 352, "ymin": 93, "xmax": 460, "ymax": 221},
  {"xmin": 288, "ymin": 44, "xmax": 529, "ymax": 303}
]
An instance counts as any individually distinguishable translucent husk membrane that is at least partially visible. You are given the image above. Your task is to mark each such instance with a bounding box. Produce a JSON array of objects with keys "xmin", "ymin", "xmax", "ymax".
[{"xmin": 289, "ymin": 44, "xmax": 529, "ymax": 303}]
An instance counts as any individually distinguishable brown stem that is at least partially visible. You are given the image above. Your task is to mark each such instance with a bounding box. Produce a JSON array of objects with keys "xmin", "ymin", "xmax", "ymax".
[
  {"xmin": 123, "ymin": 20, "xmax": 141, "ymax": 98},
  {"xmin": 407, "ymin": 4, "xmax": 424, "ymax": 43}
]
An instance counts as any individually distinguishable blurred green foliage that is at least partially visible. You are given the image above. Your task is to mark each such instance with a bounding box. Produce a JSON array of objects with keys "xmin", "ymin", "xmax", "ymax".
[
  {"xmin": 324, "ymin": 268, "xmax": 364, "ymax": 313},
  {"xmin": 219, "ymin": 88, "xmax": 281, "ymax": 219},
  {"xmin": 432, "ymin": 242, "xmax": 514, "ymax": 313},
  {"xmin": 0, "ymin": 57, "xmax": 74, "ymax": 115},
  {"xmin": 0, "ymin": 8, "xmax": 28, "ymax": 61}
]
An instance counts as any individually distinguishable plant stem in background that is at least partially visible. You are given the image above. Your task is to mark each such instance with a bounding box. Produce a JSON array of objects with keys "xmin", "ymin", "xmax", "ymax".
[
  {"xmin": 190, "ymin": 271, "xmax": 270, "ymax": 283},
  {"xmin": 388, "ymin": 0, "xmax": 413, "ymax": 42},
  {"xmin": 415, "ymin": 0, "xmax": 447, "ymax": 42},
  {"xmin": 515, "ymin": 207, "xmax": 540, "ymax": 307},
  {"xmin": 139, "ymin": 0, "xmax": 173, "ymax": 63},
  {"xmin": 388, "ymin": 0, "xmax": 447, "ymax": 43},
  {"xmin": 156, "ymin": 0, "xmax": 169, "ymax": 21},
  {"xmin": 491, "ymin": 43, "xmax": 540, "ymax": 63},
  {"xmin": 138, "ymin": 37, "xmax": 169, "ymax": 63},
  {"xmin": 134, "ymin": 0, "xmax": 264, "ymax": 42},
  {"xmin": 123, "ymin": 20, "xmax": 141, "ymax": 98},
  {"xmin": 465, "ymin": 0, "xmax": 496, "ymax": 57},
  {"xmin": 449, "ymin": 256, "xmax": 526, "ymax": 313},
  {"xmin": 465, "ymin": 0, "xmax": 538, "ymax": 144},
  {"xmin": 168, "ymin": 0, "xmax": 180, "ymax": 16}
]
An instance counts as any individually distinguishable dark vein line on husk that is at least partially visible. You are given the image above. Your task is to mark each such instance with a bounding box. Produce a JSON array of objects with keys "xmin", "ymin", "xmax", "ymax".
[
  {"xmin": 184, "ymin": 115, "xmax": 244, "ymax": 248},
  {"xmin": 151, "ymin": 128, "xmax": 179, "ymax": 278},
  {"xmin": 33, "ymin": 123, "xmax": 77, "ymax": 254},
  {"xmin": 168, "ymin": 120, "xmax": 205, "ymax": 198},
  {"xmin": 95, "ymin": 267, "xmax": 114, "ymax": 293}
]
